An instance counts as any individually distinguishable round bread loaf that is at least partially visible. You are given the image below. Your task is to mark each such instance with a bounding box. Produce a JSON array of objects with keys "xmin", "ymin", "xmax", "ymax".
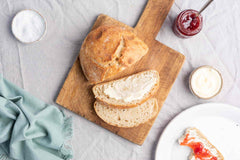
[{"xmin": 79, "ymin": 25, "xmax": 149, "ymax": 84}]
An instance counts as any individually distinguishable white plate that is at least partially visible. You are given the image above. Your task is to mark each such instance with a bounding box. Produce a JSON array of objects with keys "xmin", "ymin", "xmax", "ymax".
[{"xmin": 155, "ymin": 103, "xmax": 240, "ymax": 160}]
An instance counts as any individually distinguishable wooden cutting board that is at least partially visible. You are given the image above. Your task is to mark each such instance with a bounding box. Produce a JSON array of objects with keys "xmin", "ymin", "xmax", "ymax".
[{"xmin": 56, "ymin": 0, "xmax": 185, "ymax": 145}]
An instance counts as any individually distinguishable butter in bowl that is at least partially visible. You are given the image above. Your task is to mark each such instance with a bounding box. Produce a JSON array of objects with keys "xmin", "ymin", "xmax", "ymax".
[{"xmin": 189, "ymin": 66, "xmax": 223, "ymax": 99}]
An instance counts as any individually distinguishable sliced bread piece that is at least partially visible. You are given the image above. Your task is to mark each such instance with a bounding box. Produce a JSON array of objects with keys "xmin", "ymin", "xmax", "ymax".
[
  {"xmin": 94, "ymin": 98, "xmax": 158, "ymax": 128},
  {"xmin": 179, "ymin": 127, "xmax": 224, "ymax": 160},
  {"xmin": 92, "ymin": 70, "xmax": 160, "ymax": 108}
]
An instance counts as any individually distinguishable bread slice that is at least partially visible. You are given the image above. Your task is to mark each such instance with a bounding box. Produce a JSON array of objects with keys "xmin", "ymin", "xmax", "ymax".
[
  {"xmin": 79, "ymin": 25, "xmax": 149, "ymax": 84},
  {"xmin": 92, "ymin": 70, "xmax": 160, "ymax": 109},
  {"xmin": 94, "ymin": 98, "xmax": 158, "ymax": 128},
  {"xmin": 179, "ymin": 127, "xmax": 224, "ymax": 160}
]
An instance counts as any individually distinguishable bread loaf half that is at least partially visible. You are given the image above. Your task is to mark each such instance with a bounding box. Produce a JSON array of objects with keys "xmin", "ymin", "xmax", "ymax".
[
  {"xmin": 179, "ymin": 127, "xmax": 224, "ymax": 160},
  {"xmin": 94, "ymin": 98, "xmax": 158, "ymax": 128},
  {"xmin": 92, "ymin": 70, "xmax": 160, "ymax": 108},
  {"xmin": 79, "ymin": 25, "xmax": 149, "ymax": 84}
]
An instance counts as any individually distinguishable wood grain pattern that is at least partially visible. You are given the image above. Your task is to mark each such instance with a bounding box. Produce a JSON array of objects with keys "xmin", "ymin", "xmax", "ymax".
[{"xmin": 56, "ymin": 0, "xmax": 185, "ymax": 145}]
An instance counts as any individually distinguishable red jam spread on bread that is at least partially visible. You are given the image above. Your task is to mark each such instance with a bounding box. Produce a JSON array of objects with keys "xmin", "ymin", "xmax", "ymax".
[
  {"xmin": 180, "ymin": 133, "xmax": 218, "ymax": 160},
  {"xmin": 173, "ymin": 9, "xmax": 203, "ymax": 38}
]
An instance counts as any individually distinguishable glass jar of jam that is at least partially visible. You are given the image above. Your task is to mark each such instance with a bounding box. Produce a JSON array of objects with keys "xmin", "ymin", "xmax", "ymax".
[{"xmin": 173, "ymin": 9, "xmax": 203, "ymax": 38}]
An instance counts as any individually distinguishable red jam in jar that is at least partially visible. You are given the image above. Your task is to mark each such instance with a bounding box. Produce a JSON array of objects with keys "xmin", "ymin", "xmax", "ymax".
[{"xmin": 173, "ymin": 9, "xmax": 203, "ymax": 38}]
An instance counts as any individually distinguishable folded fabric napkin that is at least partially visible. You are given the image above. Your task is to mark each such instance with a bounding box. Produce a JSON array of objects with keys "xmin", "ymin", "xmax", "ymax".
[{"xmin": 0, "ymin": 75, "xmax": 73, "ymax": 160}]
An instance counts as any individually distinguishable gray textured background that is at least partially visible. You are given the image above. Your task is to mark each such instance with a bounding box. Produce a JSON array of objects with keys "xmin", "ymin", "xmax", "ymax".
[{"xmin": 0, "ymin": 0, "xmax": 240, "ymax": 159}]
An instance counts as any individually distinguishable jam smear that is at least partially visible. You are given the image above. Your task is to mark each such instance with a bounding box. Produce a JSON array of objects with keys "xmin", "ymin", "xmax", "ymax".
[{"xmin": 180, "ymin": 134, "xmax": 218, "ymax": 160}]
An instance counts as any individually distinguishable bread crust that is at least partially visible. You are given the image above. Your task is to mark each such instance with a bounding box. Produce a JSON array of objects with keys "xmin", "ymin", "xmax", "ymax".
[
  {"xmin": 192, "ymin": 128, "xmax": 224, "ymax": 160},
  {"xmin": 79, "ymin": 25, "xmax": 149, "ymax": 84},
  {"xmin": 94, "ymin": 98, "xmax": 159, "ymax": 128},
  {"xmin": 92, "ymin": 70, "xmax": 160, "ymax": 109},
  {"xmin": 181, "ymin": 128, "xmax": 224, "ymax": 160}
]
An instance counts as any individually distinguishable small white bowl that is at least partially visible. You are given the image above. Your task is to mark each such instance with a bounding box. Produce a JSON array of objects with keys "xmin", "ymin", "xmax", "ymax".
[
  {"xmin": 189, "ymin": 65, "xmax": 223, "ymax": 100},
  {"xmin": 12, "ymin": 9, "xmax": 47, "ymax": 44}
]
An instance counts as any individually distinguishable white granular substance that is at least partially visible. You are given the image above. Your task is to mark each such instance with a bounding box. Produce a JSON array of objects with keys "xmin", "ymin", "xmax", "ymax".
[{"xmin": 12, "ymin": 10, "xmax": 46, "ymax": 43}]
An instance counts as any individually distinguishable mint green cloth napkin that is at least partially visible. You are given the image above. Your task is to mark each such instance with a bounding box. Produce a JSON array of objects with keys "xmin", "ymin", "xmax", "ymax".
[{"xmin": 0, "ymin": 75, "xmax": 73, "ymax": 160}]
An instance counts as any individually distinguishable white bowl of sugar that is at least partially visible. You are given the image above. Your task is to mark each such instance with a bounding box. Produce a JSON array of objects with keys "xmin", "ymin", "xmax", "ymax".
[{"xmin": 12, "ymin": 9, "xmax": 46, "ymax": 43}]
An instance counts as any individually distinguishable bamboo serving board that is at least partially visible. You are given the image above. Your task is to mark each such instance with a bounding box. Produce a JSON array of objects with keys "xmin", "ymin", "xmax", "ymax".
[{"xmin": 56, "ymin": 0, "xmax": 185, "ymax": 145}]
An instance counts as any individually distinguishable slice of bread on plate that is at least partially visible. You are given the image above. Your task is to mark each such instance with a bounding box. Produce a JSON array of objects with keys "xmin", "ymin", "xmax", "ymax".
[
  {"xmin": 94, "ymin": 98, "xmax": 158, "ymax": 128},
  {"xmin": 179, "ymin": 127, "xmax": 224, "ymax": 160},
  {"xmin": 79, "ymin": 25, "xmax": 149, "ymax": 84},
  {"xmin": 92, "ymin": 70, "xmax": 160, "ymax": 109}
]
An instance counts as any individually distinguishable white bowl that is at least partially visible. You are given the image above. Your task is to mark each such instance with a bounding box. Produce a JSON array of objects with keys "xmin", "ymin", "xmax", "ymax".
[
  {"xmin": 189, "ymin": 65, "xmax": 223, "ymax": 99},
  {"xmin": 12, "ymin": 9, "xmax": 47, "ymax": 44}
]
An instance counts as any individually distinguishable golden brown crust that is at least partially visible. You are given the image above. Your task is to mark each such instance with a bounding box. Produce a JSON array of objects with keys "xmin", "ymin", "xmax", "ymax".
[{"xmin": 79, "ymin": 25, "xmax": 149, "ymax": 84}]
